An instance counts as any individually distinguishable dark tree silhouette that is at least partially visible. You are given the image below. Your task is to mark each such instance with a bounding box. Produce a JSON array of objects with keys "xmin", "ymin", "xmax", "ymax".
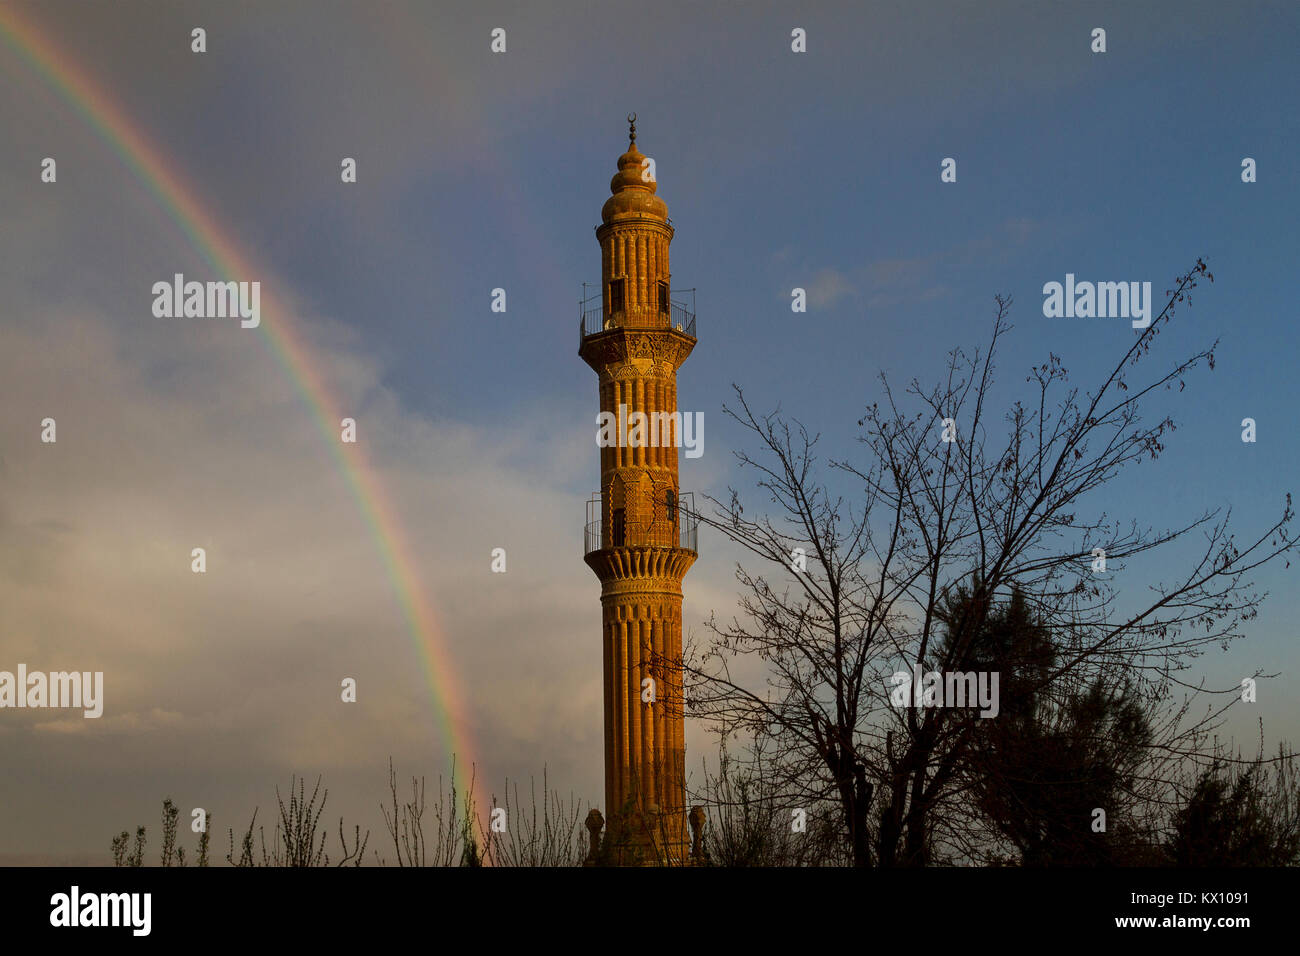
[
  {"xmin": 686, "ymin": 259, "xmax": 1299, "ymax": 865},
  {"xmin": 1168, "ymin": 750, "xmax": 1300, "ymax": 865}
]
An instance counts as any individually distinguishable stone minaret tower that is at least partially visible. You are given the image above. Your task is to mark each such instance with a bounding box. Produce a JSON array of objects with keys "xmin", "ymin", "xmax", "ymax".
[{"xmin": 579, "ymin": 116, "xmax": 698, "ymax": 865}]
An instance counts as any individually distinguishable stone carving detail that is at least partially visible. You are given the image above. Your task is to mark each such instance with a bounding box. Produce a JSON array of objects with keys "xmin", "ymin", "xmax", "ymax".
[
  {"xmin": 585, "ymin": 808, "xmax": 605, "ymax": 865},
  {"xmin": 689, "ymin": 805, "xmax": 706, "ymax": 863}
]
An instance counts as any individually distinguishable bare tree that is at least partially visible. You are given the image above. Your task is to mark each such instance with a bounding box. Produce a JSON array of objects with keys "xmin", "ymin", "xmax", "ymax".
[
  {"xmin": 1166, "ymin": 740, "xmax": 1300, "ymax": 865},
  {"xmin": 692, "ymin": 736, "xmax": 846, "ymax": 866},
  {"xmin": 382, "ymin": 756, "xmax": 429, "ymax": 866},
  {"xmin": 272, "ymin": 776, "xmax": 329, "ymax": 866},
  {"xmin": 220, "ymin": 776, "xmax": 370, "ymax": 867},
  {"xmin": 686, "ymin": 259, "xmax": 1298, "ymax": 866},
  {"xmin": 479, "ymin": 769, "xmax": 586, "ymax": 867},
  {"xmin": 159, "ymin": 798, "xmax": 178, "ymax": 866}
]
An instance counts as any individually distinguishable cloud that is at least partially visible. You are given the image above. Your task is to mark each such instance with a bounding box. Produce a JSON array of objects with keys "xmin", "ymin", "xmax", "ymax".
[
  {"xmin": 33, "ymin": 708, "xmax": 186, "ymax": 736},
  {"xmin": 0, "ymin": 176, "xmax": 737, "ymax": 857},
  {"xmin": 805, "ymin": 268, "xmax": 856, "ymax": 309},
  {"xmin": 0, "ymin": 182, "xmax": 610, "ymax": 853},
  {"xmin": 853, "ymin": 219, "xmax": 1045, "ymax": 310}
]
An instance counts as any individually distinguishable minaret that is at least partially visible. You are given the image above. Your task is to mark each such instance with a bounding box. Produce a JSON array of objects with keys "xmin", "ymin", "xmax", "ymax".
[{"xmin": 579, "ymin": 115, "xmax": 698, "ymax": 865}]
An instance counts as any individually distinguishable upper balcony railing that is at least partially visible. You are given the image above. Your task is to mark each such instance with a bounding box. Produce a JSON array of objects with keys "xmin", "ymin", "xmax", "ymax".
[{"xmin": 579, "ymin": 284, "xmax": 697, "ymax": 342}]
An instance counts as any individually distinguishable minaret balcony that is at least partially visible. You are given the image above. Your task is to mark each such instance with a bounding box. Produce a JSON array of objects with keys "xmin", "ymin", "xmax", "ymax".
[
  {"xmin": 583, "ymin": 492, "xmax": 699, "ymax": 556},
  {"xmin": 579, "ymin": 289, "xmax": 697, "ymax": 343}
]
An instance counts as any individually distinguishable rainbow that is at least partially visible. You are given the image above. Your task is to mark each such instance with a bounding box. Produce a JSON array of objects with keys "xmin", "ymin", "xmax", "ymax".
[{"xmin": 0, "ymin": 8, "xmax": 481, "ymax": 797}]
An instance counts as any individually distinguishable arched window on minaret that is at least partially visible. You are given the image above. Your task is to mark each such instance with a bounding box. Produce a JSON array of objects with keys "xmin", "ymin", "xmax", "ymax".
[
  {"xmin": 609, "ymin": 473, "xmax": 628, "ymax": 548},
  {"xmin": 666, "ymin": 488, "xmax": 677, "ymax": 526},
  {"xmin": 609, "ymin": 278, "xmax": 625, "ymax": 318}
]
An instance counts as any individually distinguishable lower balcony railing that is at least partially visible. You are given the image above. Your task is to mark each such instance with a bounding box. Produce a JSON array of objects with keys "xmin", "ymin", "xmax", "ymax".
[{"xmin": 583, "ymin": 493, "xmax": 698, "ymax": 556}]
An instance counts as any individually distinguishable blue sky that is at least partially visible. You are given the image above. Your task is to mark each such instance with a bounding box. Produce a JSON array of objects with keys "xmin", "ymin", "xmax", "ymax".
[{"xmin": 2, "ymin": 0, "xmax": 1298, "ymax": 859}]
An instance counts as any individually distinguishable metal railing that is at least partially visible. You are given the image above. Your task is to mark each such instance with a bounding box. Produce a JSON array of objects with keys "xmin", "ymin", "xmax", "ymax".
[
  {"xmin": 680, "ymin": 508, "xmax": 699, "ymax": 552},
  {"xmin": 582, "ymin": 306, "xmax": 613, "ymax": 337},
  {"xmin": 583, "ymin": 492, "xmax": 698, "ymax": 555},
  {"xmin": 669, "ymin": 301, "xmax": 696, "ymax": 339},
  {"xmin": 578, "ymin": 284, "xmax": 698, "ymax": 342}
]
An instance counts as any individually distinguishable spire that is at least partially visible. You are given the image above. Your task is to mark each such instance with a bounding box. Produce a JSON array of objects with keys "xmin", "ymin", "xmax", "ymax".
[{"xmin": 602, "ymin": 114, "xmax": 668, "ymax": 225}]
